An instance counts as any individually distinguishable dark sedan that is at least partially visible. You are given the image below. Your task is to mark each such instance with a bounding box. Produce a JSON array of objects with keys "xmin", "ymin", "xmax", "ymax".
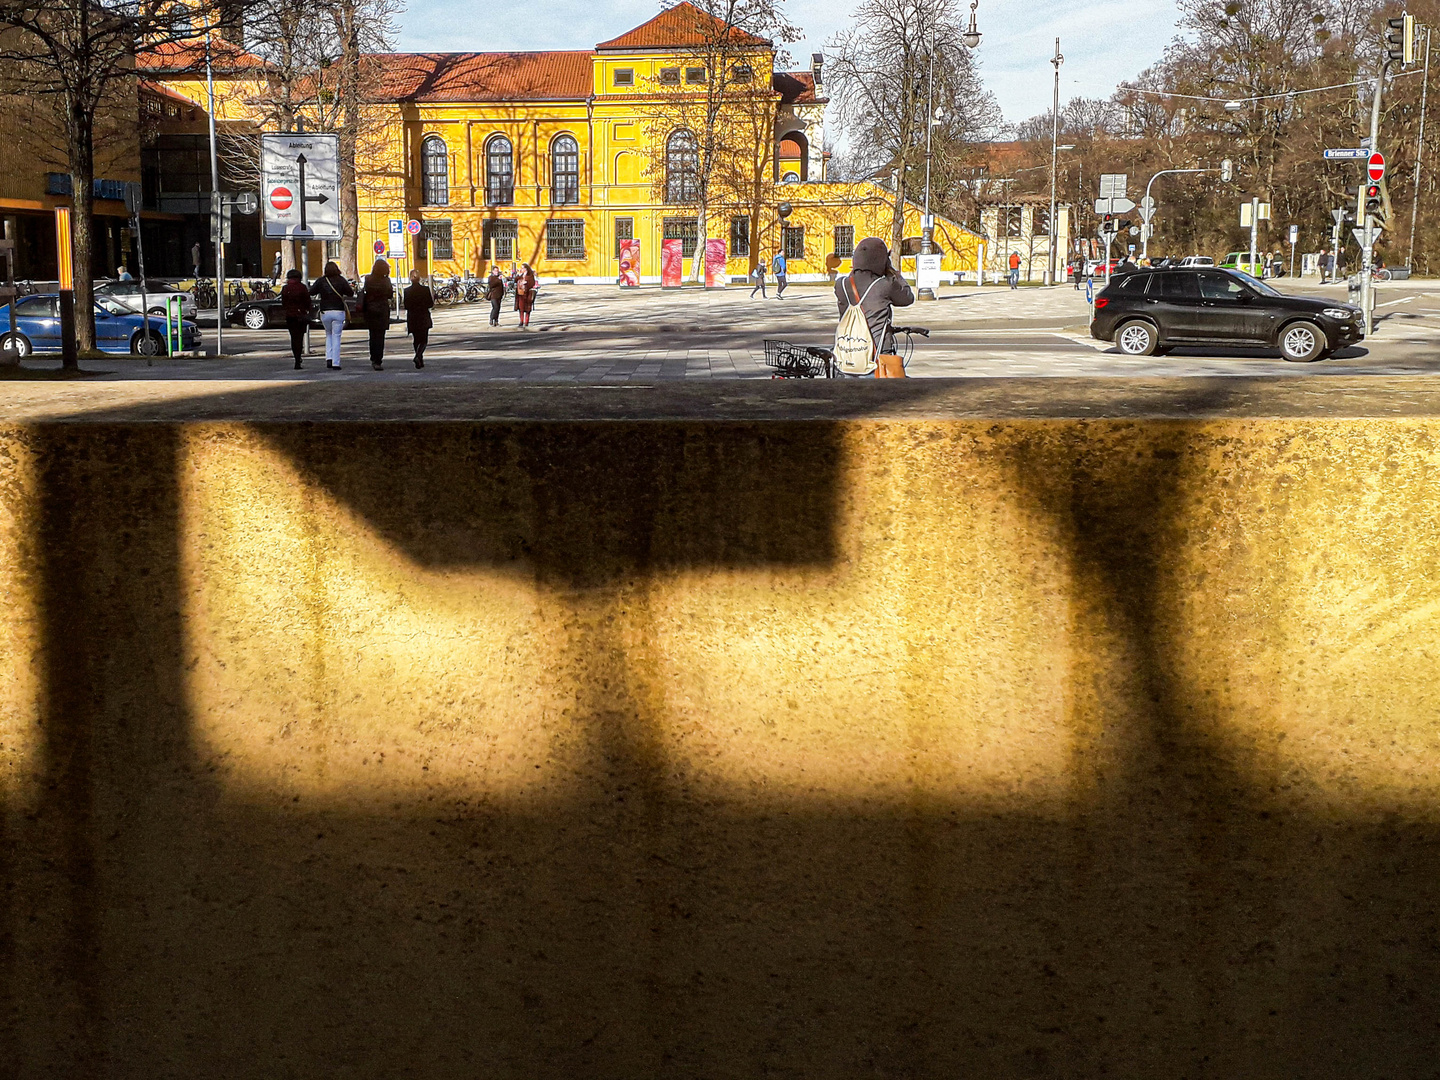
[
  {"xmin": 225, "ymin": 295, "xmax": 365, "ymax": 330},
  {"xmin": 1090, "ymin": 267, "xmax": 1363, "ymax": 362}
]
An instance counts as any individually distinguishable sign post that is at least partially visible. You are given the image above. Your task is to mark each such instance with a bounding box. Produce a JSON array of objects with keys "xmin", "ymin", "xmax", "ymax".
[
  {"xmin": 1288, "ymin": 223, "xmax": 1299, "ymax": 278},
  {"xmin": 55, "ymin": 207, "xmax": 76, "ymax": 368}
]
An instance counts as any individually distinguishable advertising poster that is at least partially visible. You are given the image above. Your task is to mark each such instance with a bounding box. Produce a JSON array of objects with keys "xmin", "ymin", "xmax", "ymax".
[
  {"xmin": 704, "ymin": 238, "xmax": 727, "ymax": 288},
  {"xmin": 916, "ymin": 253, "xmax": 942, "ymax": 292},
  {"xmin": 661, "ymin": 238, "xmax": 684, "ymax": 288},
  {"xmin": 618, "ymin": 238, "xmax": 641, "ymax": 287}
]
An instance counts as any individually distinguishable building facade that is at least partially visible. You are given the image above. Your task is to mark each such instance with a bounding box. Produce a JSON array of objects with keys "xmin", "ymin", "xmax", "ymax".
[
  {"xmin": 147, "ymin": 3, "xmax": 980, "ymax": 285},
  {"xmin": 977, "ymin": 195, "xmax": 1073, "ymax": 282}
]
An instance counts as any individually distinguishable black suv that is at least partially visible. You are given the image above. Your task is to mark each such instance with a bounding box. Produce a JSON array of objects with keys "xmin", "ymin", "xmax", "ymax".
[{"xmin": 1090, "ymin": 267, "xmax": 1363, "ymax": 362}]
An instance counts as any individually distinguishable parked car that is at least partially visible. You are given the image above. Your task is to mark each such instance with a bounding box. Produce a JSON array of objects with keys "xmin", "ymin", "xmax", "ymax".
[
  {"xmin": 1089, "ymin": 267, "xmax": 1363, "ymax": 362},
  {"xmin": 95, "ymin": 278, "xmax": 198, "ymax": 320},
  {"xmin": 0, "ymin": 293, "xmax": 201, "ymax": 357},
  {"xmin": 1179, "ymin": 255, "xmax": 1215, "ymax": 267},
  {"xmin": 1219, "ymin": 252, "xmax": 1265, "ymax": 275},
  {"xmin": 224, "ymin": 293, "xmax": 365, "ymax": 330}
]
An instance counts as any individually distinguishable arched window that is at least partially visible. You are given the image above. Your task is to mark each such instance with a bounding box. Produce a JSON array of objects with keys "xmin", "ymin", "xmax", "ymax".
[
  {"xmin": 486, "ymin": 135, "xmax": 514, "ymax": 206},
  {"xmin": 665, "ymin": 129, "xmax": 698, "ymax": 204},
  {"xmin": 421, "ymin": 135, "xmax": 449, "ymax": 206},
  {"xmin": 551, "ymin": 134, "xmax": 579, "ymax": 205}
]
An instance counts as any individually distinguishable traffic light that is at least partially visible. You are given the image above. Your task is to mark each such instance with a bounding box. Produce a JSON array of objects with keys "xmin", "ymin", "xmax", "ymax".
[
  {"xmin": 1366, "ymin": 183, "xmax": 1382, "ymax": 214},
  {"xmin": 1387, "ymin": 14, "xmax": 1416, "ymax": 65}
]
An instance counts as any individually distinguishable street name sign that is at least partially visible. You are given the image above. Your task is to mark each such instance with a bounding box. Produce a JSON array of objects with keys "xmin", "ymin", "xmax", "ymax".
[
  {"xmin": 1368, "ymin": 152, "xmax": 1386, "ymax": 182},
  {"xmin": 1099, "ymin": 173, "xmax": 1127, "ymax": 199},
  {"xmin": 1324, "ymin": 148, "xmax": 1368, "ymax": 160},
  {"xmin": 260, "ymin": 133, "xmax": 341, "ymax": 240},
  {"xmin": 1094, "ymin": 197, "xmax": 1136, "ymax": 215}
]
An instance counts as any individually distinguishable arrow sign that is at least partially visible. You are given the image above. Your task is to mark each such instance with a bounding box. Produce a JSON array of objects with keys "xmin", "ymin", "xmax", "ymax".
[
  {"xmin": 1368, "ymin": 151, "xmax": 1386, "ymax": 182},
  {"xmin": 1094, "ymin": 197, "xmax": 1136, "ymax": 215},
  {"xmin": 1324, "ymin": 148, "xmax": 1368, "ymax": 160},
  {"xmin": 295, "ymin": 153, "xmax": 331, "ymax": 234},
  {"xmin": 259, "ymin": 133, "xmax": 340, "ymax": 240}
]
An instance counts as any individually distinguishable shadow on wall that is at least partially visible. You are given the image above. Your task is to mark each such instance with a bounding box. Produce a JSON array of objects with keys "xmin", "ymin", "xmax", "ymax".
[{"xmin": 5, "ymin": 398, "xmax": 1440, "ymax": 1078}]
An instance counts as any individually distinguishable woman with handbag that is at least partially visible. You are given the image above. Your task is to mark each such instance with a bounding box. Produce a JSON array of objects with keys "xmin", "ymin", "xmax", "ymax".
[
  {"xmin": 309, "ymin": 260, "xmax": 354, "ymax": 370},
  {"xmin": 513, "ymin": 263, "xmax": 537, "ymax": 329},
  {"xmin": 359, "ymin": 258, "xmax": 394, "ymax": 370}
]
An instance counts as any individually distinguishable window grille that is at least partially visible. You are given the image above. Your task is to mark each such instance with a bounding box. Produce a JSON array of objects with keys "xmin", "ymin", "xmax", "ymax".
[
  {"xmin": 546, "ymin": 219, "xmax": 585, "ymax": 260},
  {"xmin": 833, "ymin": 225, "xmax": 854, "ymax": 258},
  {"xmin": 663, "ymin": 217, "xmax": 698, "ymax": 259}
]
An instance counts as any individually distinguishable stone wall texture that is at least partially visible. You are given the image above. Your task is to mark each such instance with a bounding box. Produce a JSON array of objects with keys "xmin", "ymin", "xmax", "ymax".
[{"xmin": 2, "ymin": 418, "xmax": 1439, "ymax": 1077}]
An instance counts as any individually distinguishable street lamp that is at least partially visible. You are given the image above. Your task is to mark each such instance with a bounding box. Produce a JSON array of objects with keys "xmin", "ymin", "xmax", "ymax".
[
  {"xmin": 920, "ymin": 1, "xmax": 980, "ymax": 300},
  {"xmin": 1047, "ymin": 38, "xmax": 1063, "ymax": 286}
]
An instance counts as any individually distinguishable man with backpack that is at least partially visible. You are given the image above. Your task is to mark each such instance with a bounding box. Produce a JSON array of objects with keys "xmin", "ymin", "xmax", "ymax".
[{"xmin": 832, "ymin": 236, "xmax": 914, "ymax": 377}]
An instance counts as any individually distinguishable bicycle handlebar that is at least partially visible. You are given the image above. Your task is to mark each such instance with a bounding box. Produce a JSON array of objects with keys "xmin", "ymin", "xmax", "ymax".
[{"xmin": 891, "ymin": 326, "xmax": 930, "ymax": 337}]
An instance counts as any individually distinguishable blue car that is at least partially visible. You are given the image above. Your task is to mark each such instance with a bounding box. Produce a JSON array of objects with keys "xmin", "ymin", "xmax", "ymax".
[{"xmin": 0, "ymin": 293, "xmax": 201, "ymax": 357}]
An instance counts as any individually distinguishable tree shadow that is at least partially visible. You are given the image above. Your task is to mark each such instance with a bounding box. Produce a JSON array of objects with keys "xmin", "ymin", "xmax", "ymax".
[{"xmin": 6, "ymin": 382, "xmax": 1440, "ymax": 1077}]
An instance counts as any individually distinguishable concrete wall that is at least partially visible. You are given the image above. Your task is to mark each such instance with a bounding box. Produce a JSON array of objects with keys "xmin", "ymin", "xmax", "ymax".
[{"xmin": 2, "ymin": 416, "xmax": 1439, "ymax": 1076}]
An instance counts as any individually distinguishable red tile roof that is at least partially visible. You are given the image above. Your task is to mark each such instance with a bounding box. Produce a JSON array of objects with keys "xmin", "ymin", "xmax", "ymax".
[
  {"xmin": 368, "ymin": 51, "xmax": 594, "ymax": 102},
  {"xmin": 136, "ymin": 37, "xmax": 269, "ymax": 73},
  {"xmin": 773, "ymin": 70, "xmax": 823, "ymax": 104},
  {"xmin": 139, "ymin": 79, "xmax": 199, "ymax": 106},
  {"xmin": 595, "ymin": 2, "xmax": 770, "ymax": 50}
]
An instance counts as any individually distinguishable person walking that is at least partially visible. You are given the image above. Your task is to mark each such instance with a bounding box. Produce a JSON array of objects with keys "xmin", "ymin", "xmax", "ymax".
[
  {"xmin": 514, "ymin": 262, "xmax": 537, "ymax": 328},
  {"xmin": 191, "ymin": 241, "xmax": 202, "ymax": 281},
  {"xmin": 833, "ymin": 236, "xmax": 914, "ymax": 375},
  {"xmin": 773, "ymin": 250, "xmax": 788, "ymax": 298},
  {"xmin": 486, "ymin": 267, "xmax": 505, "ymax": 326},
  {"xmin": 403, "ymin": 268, "xmax": 434, "ymax": 369},
  {"xmin": 279, "ymin": 268, "xmax": 313, "ymax": 370},
  {"xmin": 1008, "ymin": 250, "xmax": 1021, "ymax": 288},
  {"xmin": 310, "ymin": 260, "xmax": 354, "ymax": 370},
  {"xmin": 359, "ymin": 258, "xmax": 394, "ymax": 369},
  {"xmin": 749, "ymin": 257, "xmax": 768, "ymax": 298}
]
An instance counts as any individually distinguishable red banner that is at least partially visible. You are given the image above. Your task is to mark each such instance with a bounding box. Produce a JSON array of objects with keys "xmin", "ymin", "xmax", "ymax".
[
  {"xmin": 618, "ymin": 238, "xmax": 640, "ymax": 287},
  {"xmin": 661, "ymin": 238, "xmax": 684, "ymax": 288},
  {"xmin": 704, "ymin": 238, "xmax": 727, "ymax": 288}
]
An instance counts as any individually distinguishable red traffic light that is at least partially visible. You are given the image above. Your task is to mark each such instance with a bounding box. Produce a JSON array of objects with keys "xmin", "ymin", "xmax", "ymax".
[{"xmin": 1366, "ymin": 184, "xmax": 1381, "ymax": 199}]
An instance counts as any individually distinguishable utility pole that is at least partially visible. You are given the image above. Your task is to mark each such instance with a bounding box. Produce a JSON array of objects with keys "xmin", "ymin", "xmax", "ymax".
[
  {"xmin": 1359, "ymin": 58, "xmax": 1393, "ymax": 336},
  {"xmin": 1048, "ymin": 38, "xmax": 1062, "ymax": 286},
  {"xmin": 1140, "ymin": 164, "xmax": 1227, "ymax": 260},
  {"xmin": 204, "ymin": 14, "xmax": 224, "ymax": 357},
  {"xmin": 919, "ymin": 21, "xmax": 936, "ymax": 300},
  {"xmin": 1409, "ymin": 26, "xmax": 1431, "ymax": 271}
]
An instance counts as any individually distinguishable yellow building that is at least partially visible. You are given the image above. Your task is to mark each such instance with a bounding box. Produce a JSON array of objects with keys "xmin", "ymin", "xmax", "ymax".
[{"xmin": 149, "ymin": 3, "xmax": 979, "ymax": 284}]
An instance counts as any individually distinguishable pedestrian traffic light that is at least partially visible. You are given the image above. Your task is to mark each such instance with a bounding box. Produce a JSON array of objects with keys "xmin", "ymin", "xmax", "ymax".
[
  {"xmin": 1366, "ymin": 183, "xmax": 1382, "ymax": 213},
  {"xmin": 1387, "ymin": 14, "xmax": 1416, "ymax": 64}
]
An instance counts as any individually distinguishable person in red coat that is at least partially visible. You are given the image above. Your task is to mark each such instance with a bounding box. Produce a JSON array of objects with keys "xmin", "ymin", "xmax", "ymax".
[{"xmin": 513, "ymin": 263, "xmax": 538, "ymax": 328}]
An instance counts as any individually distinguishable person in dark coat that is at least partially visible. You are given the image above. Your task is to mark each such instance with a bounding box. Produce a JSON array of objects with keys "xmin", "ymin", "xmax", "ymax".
[
  {"xmin": 513, "ymin": 262, "xmax": 537, "ymax": 328},
  {"xmin": 359, "ymin": 258, "xmax": 394, "ymax": 369},
  {"xmin": 485, "ymin": 267, "xmax": 505, "ymax": 326},
  {"xmin": 310, "ymin": 260, "xmax": 354, "ymax": 369},
  {"xmin": 279, "ymin": 268, "xmax": 313, "ymax": 369},
  {"xmin": 403, "ymin": 269, "xmax": 434, "ymax": 369},
  {"xmin": 833, "ymin": 236, "xmax": 914, "ymax": 361}
]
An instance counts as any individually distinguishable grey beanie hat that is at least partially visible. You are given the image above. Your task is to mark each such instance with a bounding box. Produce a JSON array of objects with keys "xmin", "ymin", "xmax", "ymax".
[{"xmin": 852, "ymin": 236, "xmax": 890, "ymax": 274}]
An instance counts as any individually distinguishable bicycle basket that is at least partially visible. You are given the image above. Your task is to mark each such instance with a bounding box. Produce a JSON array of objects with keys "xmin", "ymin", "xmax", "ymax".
[{"xmin": 763, "ymin": 339, "xmax": 826, "ymax": 378}]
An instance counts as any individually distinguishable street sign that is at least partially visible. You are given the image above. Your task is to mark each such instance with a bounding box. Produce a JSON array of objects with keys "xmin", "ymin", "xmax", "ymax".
[
  {"xmin": 1353, "ymin": 225, "xmax": 1381, "ymax": 248},
  {"xmin": 234, "ymin": 192, "xmax": 259, "ymax": 216},
  {"xmin": 1094, "ymin": 197, "xmax": 1136, "ymax": 215},
  {"xmin": 260, "ymin": 133, "xmax": 341, "ymax": 240},
  {"xmin": 1331, "ymin": 209, "xmax": 1347, "ymax": 225},
  {"xmin": 1324, "ymin": 148, "xmax": 1368, "ymax": 160},
  {"xmin": 373, "ymin": 240, "xmax": 385, "ymax": 255},
  {"xmin": 1368, "ymin": 152, "xmax": 1386, "ymax": 182},
  {"xmin": 388, "ymin": 218, "xmax": 406, "ymax": 259},
  {"xmin": 1099, "ymin": 173, "xmax": 1127, "ymax": 199},
  {"xmin": 1289, "ymin": 224, "xmax": 1299, "ymax": 244},
  {"xmin": 406, "ymin": 219, "xmax": 422, "ymax": 236}
]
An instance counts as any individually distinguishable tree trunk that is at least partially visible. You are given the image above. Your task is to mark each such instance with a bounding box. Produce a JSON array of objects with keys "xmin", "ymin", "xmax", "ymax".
[
  {"xmin": 336, "ymin": 6, "xmax": 361, "ymax": 278},
  {"xmin": 67, "ymin": 98, "xmax": 96, "ymax": 362}
]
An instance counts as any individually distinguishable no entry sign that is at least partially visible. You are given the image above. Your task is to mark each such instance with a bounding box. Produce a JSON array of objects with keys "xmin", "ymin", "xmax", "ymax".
[
  {"xmin": 269, "ymin": 187, "xmax": 293, "ymax": 211},
  {"xmin": 1369, "ymin": 152, "xmax": 1386, "ymax": 182}
]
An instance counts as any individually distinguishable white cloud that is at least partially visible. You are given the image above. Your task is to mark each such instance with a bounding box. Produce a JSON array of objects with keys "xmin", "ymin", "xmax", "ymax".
[{"xmin": 394, "ymin": 0, "xmax": 1186, "ymax": 125}]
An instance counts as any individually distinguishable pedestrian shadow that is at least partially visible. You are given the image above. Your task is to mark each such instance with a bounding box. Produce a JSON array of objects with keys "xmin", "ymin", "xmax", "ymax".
[{"xmin": 5, "ymin": 378, "xmax": 1440, "ymax": 1077}]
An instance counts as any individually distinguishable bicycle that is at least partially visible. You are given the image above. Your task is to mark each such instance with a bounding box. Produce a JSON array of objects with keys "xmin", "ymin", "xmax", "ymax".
[
  {"xmin": 888, "ymin": 326, "xmax": 931, "ymax": 373},
  {"xmin": 193, "ymin": 278, "xmax": 218, "ymax": 309},
  {"xmin": 764, "ymin": 325, "xmax": 929, "ymax": 379}
]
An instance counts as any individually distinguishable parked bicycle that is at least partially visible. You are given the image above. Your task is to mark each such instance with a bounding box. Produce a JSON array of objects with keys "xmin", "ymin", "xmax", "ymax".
[
  {"xmin": 762, "ymin": 325, "xmax": 929, "ymax": 379},
  {"xmin": 193, "ymin": 278, "xmax": 218, "ymax": 309}
]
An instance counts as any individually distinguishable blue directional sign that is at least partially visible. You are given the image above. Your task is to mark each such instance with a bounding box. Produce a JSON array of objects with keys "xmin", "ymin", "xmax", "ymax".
[{"xmin": 1324, "ymin": 148, "xmax": 1369, "ymax": 160}]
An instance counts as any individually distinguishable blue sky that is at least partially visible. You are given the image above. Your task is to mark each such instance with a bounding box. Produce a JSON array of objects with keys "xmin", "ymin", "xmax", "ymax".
[{"xmin": 396, "ymin": 0, "xmax": 1184, "ymax": 126}]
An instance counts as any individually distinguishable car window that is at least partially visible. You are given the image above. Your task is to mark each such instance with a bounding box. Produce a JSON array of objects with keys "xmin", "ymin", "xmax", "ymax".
[
  {"xmin": 1229, "ymin": 270, "xmax": 1280, "ymax": 297},
  {"xmin": 1154, "ymin": 273, "xmax": 1200, "ymax": 300},
  {"xmin": 1197, "ymin": 272, "xmax": 1248, "ymax": 301},
  {"xmin": 1108, "ymin": 274, "xmax": 1150, "ymax": 295},
  {"xmin": 14, "ymin": 295, "xmax": 55, "ymax": 316},
  {"xmin": 95, "ymin": 296, "xmax": 138, "ymax": 316},
  {"xmin": 143, "ymin": 281, "xmax": 175, "ymax": 293}
]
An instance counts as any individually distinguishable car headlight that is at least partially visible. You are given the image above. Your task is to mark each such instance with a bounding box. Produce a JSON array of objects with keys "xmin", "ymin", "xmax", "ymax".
[{"xmin": 1323, "ymin": 308, "xmax": 1357, "ymax": 319}]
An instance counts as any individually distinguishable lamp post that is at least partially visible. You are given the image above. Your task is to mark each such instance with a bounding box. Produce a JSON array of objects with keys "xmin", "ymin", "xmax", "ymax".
[
  {"xmin": 1047, "ymin": 38, "xmax": 1063, "ymax": 286},
  {"xmin": 919, "ymin": 0, "xmax": 980, "ymax": 300},
  {"xmin": 203, "ymin": 13, "xmax": 224, "ymax": 357}
]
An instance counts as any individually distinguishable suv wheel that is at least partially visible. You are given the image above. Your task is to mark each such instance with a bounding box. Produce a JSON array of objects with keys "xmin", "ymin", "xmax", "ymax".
[
  {"xmin": 1280, "ymin": 321, "xmax": 1326, "ymax": 362},
  {"xmin": 1116, "ymin": 320, "xmax": 1158, "ymax": 356}
]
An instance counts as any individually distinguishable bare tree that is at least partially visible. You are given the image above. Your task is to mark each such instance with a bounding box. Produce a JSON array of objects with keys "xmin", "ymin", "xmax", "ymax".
[
  {"xmin": 0, "ymin": 0, "xmax": 222, "ymax": 360},
  {"xmin": 641, "ymin": 0, "xmax": 799, "ymax": 281},
  {"xmin": 826, "ymin": 0, "xmax": 997, "ymax": 253}
]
